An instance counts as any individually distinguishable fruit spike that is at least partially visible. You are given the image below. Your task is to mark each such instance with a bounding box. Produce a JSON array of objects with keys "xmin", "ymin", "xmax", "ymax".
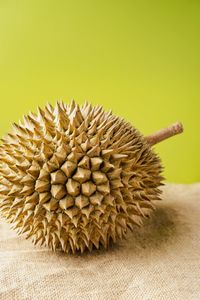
[{"xmin": 0, "ymin": 100, "xmax": 183, "ymax": 253}]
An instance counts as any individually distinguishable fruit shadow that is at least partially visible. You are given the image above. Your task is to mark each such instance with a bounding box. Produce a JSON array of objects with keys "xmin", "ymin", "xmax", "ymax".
[{"xmin": 124, "ymin": 205, "xmax": 183, "ymax": 252}]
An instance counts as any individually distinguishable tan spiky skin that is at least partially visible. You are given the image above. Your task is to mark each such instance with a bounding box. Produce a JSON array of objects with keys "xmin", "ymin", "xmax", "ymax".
[{"xmin": 0, "ymin": 100, "xmax": 163, "ymax": 253}]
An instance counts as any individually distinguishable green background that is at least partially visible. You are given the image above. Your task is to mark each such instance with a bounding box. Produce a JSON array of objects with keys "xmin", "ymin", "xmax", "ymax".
[{"xmin": 0, "ymin": 1, "xmax": 199, "ymax": 183}]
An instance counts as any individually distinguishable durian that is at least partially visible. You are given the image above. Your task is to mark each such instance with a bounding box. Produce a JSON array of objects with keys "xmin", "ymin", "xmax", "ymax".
[{"xmin": 0, "ymin": 100, "xmax": 183, "ymax": 253}]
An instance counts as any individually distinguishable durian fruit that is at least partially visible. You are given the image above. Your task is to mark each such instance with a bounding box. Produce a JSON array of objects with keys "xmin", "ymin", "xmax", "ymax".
[{"xmin": 0, "ymin": 101, "xmax": 183, "ymax": 253}]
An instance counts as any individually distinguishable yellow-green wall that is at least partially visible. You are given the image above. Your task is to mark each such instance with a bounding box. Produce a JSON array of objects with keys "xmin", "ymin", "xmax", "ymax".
[{"xmin": 0, "ymin": 1, "xmax": 199, "ymax": 183}]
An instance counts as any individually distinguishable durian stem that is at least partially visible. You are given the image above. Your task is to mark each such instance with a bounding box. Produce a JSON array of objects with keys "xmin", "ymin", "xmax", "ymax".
[{"xmin": 145, "ymin": 122, "xmax": 183, "ymax": 146}]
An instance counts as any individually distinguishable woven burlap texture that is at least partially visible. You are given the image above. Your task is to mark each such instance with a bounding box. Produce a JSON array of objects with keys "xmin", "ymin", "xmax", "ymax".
[{"xmin": 0, "ymin": 183, "xmax": 200, "ymax": 300}]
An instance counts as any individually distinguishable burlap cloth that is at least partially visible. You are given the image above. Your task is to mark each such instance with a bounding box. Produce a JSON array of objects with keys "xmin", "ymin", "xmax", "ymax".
[{"xmin": 0, "ymin": 184, "xmax": 200, "ymax": 300}]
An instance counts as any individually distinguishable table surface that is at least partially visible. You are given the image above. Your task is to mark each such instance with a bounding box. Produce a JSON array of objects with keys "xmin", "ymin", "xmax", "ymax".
[{"xmin": 0, "ymin": 183, "xmax": 200, "ymax": 300}]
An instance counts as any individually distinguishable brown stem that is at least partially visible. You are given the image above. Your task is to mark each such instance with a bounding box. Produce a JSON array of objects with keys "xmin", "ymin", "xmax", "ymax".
[{"xmin": 145, "ymin": 122, "xmax": 183, "ymax": 146}]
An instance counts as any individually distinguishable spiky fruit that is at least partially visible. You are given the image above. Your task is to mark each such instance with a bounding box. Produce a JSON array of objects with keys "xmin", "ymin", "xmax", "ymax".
[{"xmin": 0, "ymin": 101, "xmax": 163, "ymax": 253}]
